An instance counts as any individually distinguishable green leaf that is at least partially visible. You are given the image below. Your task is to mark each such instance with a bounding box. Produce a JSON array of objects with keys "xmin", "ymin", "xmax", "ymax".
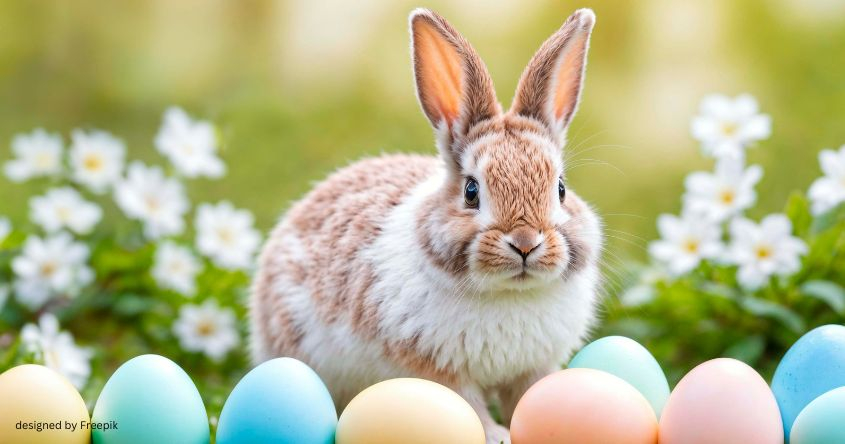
[
  {"xmin": 700, "ymin": 282, "xmax": 742, "ymax": 300},
  {"xmin": 785, "ymin": 192, "xmax": 813, "ymax": 237},
  {"xmin": 801, "ymin": 280, "xmax": 845, "ymax": 314},
  {"xmin": 740, "ymin": 296, "xmax": 805, "ymax": 333},
  {"xmin": 724, "ymin": 335, "xmax": 766, "ymax": 365},
  {"xmin": 811, "ymin": 202, "xmax": 845, "ymax": 235},
  {"xmin": 112, "ymin": 294, "xmax": 156, "ymax": 316}
]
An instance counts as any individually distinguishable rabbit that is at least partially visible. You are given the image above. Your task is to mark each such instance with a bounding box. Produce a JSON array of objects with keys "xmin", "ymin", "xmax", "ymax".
[{"xmin": 250, "ymin": 7, "xmax": 601, "ymax": 444}]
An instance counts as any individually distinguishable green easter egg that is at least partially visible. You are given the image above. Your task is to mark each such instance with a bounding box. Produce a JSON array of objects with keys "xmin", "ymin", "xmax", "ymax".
[
  {"xmin": 791, "ymin": 386, "xmax": 845, "ymax": 444},
  {"xmin": 92, "ymin": 355, "xmax": 210, "ymax": 444},
  {"xmin": 568, "ymin": 336, "xmax": 670, "ymax": 418}
]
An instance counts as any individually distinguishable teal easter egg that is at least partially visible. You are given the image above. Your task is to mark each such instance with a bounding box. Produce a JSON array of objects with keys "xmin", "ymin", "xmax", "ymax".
[
  {"xmin": 568, "ymin": 335, "xmax": 670, "ymax": 417},
  {"xmin": 772, "ymin": 324, "xmax": 845, "ymax": 441},
  {"xmin": 92, "ymin": 354, "xmax": 209, "ymax": 444},
  {"xmin": 216, "ymin": 357, "xmax": 337, "ymax": 444},
  {"xmin": 791, "ymin": 386, "xmax": 845, "ymax": 444}
]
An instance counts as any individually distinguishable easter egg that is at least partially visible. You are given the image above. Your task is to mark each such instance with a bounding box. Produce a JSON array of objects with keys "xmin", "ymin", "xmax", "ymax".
[
  {"xmin": 659, "ymin": 358, "xmax": 782, "ymax": 444},
  {"xmin": 790, "ymin": 386, "xmax": 845, "ymax": 444},
  {"xmin": 510, "ymin": 368, "xmax": 658, "ymax": 444},
  {"xmin": 216, "ymin": 358, "xmax": 337, "ymax": 444},
  {"xmin": 569, "ymin": 335, "xmax": 670, "ymax": 417},
  {"xmin": 0, "ymin": 364, "xmax": 90, "ymax": 444},
  {"xmin": 91, "ymin": 354, "xmax": 209, "ymax": 444},
  {"xmin": 336, "ymin": 378, "xmax": 485, "ymax": 444},
  {"xmin": 771, "ymin": 324, "xmax": 845, "ymax": 441}
]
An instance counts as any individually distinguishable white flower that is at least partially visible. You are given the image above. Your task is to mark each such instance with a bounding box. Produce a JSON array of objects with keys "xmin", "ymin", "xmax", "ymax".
[
  {"xmin": 649, "ymin": 213, "xmax": 724, "ymax": 276},
  {"xmin": 21, "ymin": 313, "xmax": 93, "ymax": 389},
  {"xmin": 195, "ymin": 201, "xmax": 261, "ymax": 270},
  {"xmin": 69, "ymin": 129, "xmax": 126, "ymax": 193},
  {"xmin": 11, "ymin": 233, "xmax": 93, "ymax": 310},
  {"xmin": 0, "ymin": 216, "xmax": 10, "ymax": 244},
  {"xmin": 683, "ymin": 158, "xmax": 763, "ymax": 222},
  {"xmin": 30, "ymin": 187, "xmax": 102, "ymax": 235},
  {"xmin": 808, "ymin": 145, "xmax": 845, "ymax": 215},
  {"xmin": 4, "ymin": 129, "xmax": 64, "ymax": 182},
  {"xmin": 152, "ymin": 241, "xmax": 202, "ymax": 296},
  {"xmin": 173, "ymin": 300, "xmax": 238, "ymax": 361},
  {"xmin": 114, "ymin": 162, "xmax": 189, "ymax": 239},
  {"xmin": 727, "ymin": 214, "xmax": 808, "ymax": 290},
  {"xmin": 691, "ymin": 94, "xmax": 771, "ymax": 159},
  {"xmin": 155, "ymin": 107, "xmax": 225, "ymax": 179}
]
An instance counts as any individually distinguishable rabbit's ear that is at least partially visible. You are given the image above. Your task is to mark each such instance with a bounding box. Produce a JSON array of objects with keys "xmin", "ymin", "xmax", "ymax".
[
  {"xmin": 510, "ymin": 9, "xmax": 595, "ymax": 141},
  {"xmin": 410, "ymin": 9, "xmax": 499, "ymax": 158}
]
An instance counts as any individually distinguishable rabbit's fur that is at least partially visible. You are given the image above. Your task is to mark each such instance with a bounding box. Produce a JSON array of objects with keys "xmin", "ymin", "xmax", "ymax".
[{"xmin": 251, "ymin": 8, "xmax": 601, "ymax": 443}]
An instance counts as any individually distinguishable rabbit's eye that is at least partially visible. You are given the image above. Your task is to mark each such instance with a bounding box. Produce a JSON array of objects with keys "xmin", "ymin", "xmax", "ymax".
[
  {"xmin": 558, "ymin": 178, "xmax": 566, "ymax": 202},
  {"xmin": 464, "ymin": 177, "xmax": 480, "ymax": 208}
]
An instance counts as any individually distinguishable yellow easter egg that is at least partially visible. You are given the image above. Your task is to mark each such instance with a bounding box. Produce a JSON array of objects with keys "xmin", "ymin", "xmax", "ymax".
[
  {"xmin": 336, "ymin": 378, "xmax": 485, "ymax": 444},
  {"xmin": 0, "ymin": 364, "xmax": 91, "ymax": 444}
]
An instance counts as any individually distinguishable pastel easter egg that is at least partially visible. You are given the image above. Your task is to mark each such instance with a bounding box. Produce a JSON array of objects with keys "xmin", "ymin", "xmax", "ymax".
[
  {"xmin": 790, "ymin": 386, "xmax": 845, "ymax": 444},
  {"xmin": 569, "ymin": 335, "xmax": 670, "ymax": 417},
  {"xmin": 511, "ymin": 368, "xmax": 658, "ymax": 444},
  {"xmin": 771, "ymin": 324, "xmax": 845, "ymax": 441},
  {"xmin": 336, "ymin": 378, "xmax": 485, "ymax": 444},
  {"xmin": 91, "ymin": 354, "xmax": 209, "ymax": 444},
  {"xmin": 0, "ymin": 364, "xmax": 91, "ymax": 444},
  {"xmin": 659, "ymin": 358, "xmax": 783, "ymax": 444},
  {"xmin": 216, "ymin": 358, "xmax": 337, "ymax": 444}
]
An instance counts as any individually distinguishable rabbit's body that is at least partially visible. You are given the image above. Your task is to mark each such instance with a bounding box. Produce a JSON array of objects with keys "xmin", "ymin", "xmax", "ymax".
[
  {"xmin": 251, "ymin": 152, "xmax": 598, "ymax": 403},
  {"xmin": 251, "ymin": 8, "xmax": 601, "ymax": 443}
]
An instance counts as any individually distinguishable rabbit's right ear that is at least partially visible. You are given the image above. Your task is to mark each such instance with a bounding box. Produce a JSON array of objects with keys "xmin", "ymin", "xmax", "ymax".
[
  {"xmin": 410, "ymin": 9, "xmax": 500, "ymax": 166},
  {"xmin": 510, "ymin": 9, "xmax": 595, "ymax": 144}
]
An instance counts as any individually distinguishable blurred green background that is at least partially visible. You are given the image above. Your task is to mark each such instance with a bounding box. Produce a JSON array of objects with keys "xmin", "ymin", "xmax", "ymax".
[{"xmin": 1, "ymin": 0, "xmax": 845, "ymax": 264}]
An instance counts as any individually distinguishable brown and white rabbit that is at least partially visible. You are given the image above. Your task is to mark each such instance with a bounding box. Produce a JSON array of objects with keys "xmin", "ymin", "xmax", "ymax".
[{"xmin": 250, "ymin": 7, "xmax": 601, "ymax": 443}]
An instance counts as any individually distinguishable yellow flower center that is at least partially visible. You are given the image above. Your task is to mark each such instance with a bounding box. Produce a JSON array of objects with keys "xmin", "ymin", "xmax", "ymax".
[
  {"xmin": 170, "ymin": 261, "xmax": 185, "ymax": 273},
  {"xmin": 41, "ymin": 261, "xmax": 57, "ymax": 277},
  {"xmin": 683, "ymin": 238, "xmax": 700, "ymax": 254},
  {"xmin": 722, "ymin": 122, "xmax": 738, "ymax": 136},
  {"xmin": 35, "ymin": 152, "xmax": 54, "ymax": 169},
  {"xmin": 83, "ymin": 154, "xmax": 104, "ymax": 172},
  {"xmin": 719, "ymin": 189, "xmax": 736, "ymax": 205},
  {"xmin": 57, "ymin": 206, "xmax": 72, "ymax": 222},
  {"xmin": 217, "ymin": 228, "xmax": 235, "ymax": 245},
  {"xmin": 755, "ymin": 244, "xmax": 773, "ymax": 260},
  {"xmin": 196, "ymin": 319, "xmax": 216, "ymax": 337},
  {"xmin": 145, "ymin": 196, "xmax": 161, "ymax": 213}
]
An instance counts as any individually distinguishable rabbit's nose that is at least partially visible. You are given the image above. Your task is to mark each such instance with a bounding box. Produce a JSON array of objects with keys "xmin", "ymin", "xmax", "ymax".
[{"xmin": 507, "ymin": 226, "xmax": 542, "ymax": 260}]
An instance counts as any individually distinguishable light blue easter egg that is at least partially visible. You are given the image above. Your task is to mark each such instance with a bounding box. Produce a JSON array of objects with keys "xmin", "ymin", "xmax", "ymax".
[
  {"xmin": 92, "ymin": 354, "xmax": 210, "ymax": 444},
  {"xmin": 568, "ymin": 335, "xmax": 670, "ymax": 418},
  {"xmin": 216, "ymin": 357, "xmax": 337, "ymax": 444},
  {"xmin": 790, "ymin": 386, "xmax": 845, "ymax": 444},
  {"xmin": 772, "ymin": 324, "xmax": 845, "ymax": 442}
]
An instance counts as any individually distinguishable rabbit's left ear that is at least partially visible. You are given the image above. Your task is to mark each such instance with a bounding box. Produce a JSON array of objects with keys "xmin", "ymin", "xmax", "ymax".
[
  {"xmin": 510, "ymin": 9, "xmax": 595, "ymax": 142},
  {"xmin": 410, "ymin": 8, "xmax": 500, "ymax": 164}
]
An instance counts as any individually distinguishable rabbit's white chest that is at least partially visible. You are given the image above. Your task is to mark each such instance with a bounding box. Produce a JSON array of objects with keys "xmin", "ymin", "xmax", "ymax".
[{"xmin": 365, "ymin": 174, "xmax": 599, "ymax": 387}]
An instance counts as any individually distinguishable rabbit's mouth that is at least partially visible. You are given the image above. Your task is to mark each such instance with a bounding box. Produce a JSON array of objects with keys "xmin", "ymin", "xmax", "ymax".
[{"xmin": 512, "ymin": 270, "xmax": 530, "ymax": 281}]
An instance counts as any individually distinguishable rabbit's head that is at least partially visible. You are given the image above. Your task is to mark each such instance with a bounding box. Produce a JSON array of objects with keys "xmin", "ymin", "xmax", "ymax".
[{"xmin": 411, "ymin": 8, "xmax": 601, "ymax": 292}]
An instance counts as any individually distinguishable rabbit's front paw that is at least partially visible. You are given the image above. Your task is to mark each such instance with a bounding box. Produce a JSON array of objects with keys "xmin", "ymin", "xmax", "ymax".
[{"xmin": 486, "ymin": 424, "xmax": 510, "ymax": 444}]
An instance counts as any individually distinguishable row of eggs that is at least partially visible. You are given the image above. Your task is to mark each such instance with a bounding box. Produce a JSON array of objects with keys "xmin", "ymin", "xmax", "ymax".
[{"xmin": 2, "ymin": 325, "xmax": 845, "ymax": 443}]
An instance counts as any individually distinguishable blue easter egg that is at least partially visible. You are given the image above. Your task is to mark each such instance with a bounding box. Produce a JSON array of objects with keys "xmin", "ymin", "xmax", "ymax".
[
  {"xmin": 790, "ymin": 386, "xmax": 845, "ymax": 444},
  {"xmin": 216, "ymin": 357, "xmax": 337, "ymax": 444},
  {"xmin": 568, "ymin": 335, "xmax": 670, "ymax": 418},
  {"xmin": 92, "ymin": 354, "xmax": 210, "ymax": 444},
  {"xmin": 772, "ymin": 324, "xmax": 845, "ymax": 442}
]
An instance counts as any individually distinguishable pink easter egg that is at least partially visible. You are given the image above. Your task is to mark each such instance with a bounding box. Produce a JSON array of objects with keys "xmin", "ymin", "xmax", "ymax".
[
  {"xmin": 511, "ymin": 368, "xmax": 658, "ymax": 444},
  {"xmin": 659, "ymin": 358, "xmax": 783, "ymax": 444}
]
